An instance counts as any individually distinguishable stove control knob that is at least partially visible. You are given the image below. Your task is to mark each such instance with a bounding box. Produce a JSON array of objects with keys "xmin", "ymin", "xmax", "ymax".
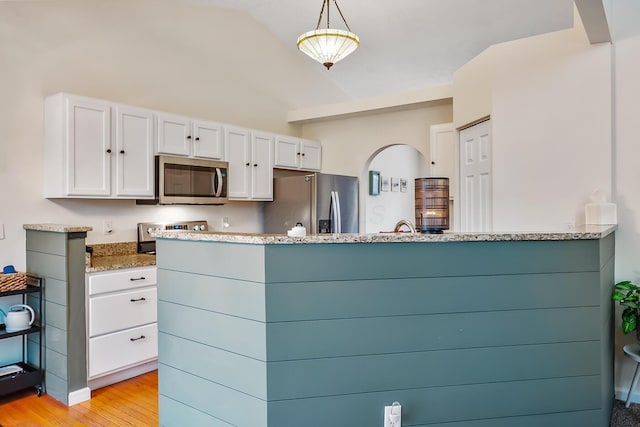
[{"xmin": 147, "ymin": 227, "xmax": 154, "ymax": 234}]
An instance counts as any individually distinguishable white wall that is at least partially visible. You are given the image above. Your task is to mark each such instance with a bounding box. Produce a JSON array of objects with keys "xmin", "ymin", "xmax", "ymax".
[
  {"xmin": 364, "ymin": 145, "xmax": 428, "ymax": 233},
  {"xmin": 453, "ymin": 8, "xmax": 612, "ymax": 231},
  {"xmin": 608, "ymin": 0, "xmax": 640, "ymax": 403},
  {"xmin": 0, "ymin": 0, "xmax": 347, "ymax": 270}
]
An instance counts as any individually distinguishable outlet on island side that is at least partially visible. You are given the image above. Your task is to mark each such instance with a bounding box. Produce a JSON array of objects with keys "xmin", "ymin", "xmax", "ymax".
[{"xmin": 384, "ymin": 402, "xmax": 402, "ymax": 427}]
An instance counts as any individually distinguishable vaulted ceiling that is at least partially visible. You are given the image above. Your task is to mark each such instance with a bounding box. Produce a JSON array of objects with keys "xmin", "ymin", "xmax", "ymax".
[{"xmin": 184, "ymin": 0, "xmax": 575, "ymax": 99}]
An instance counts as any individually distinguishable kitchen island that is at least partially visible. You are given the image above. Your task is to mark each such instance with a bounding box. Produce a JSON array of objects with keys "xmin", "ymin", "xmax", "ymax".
[{"xmin": 155, "ymin": 226, "xmax": 615, "ymax": 427}]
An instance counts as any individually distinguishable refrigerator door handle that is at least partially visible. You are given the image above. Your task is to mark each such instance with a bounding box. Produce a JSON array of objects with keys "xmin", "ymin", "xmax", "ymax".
[
  {"xmin": 330, "ymin": 191, "xmax": 342, "ymax": 233},
  {"xmin": 335, "ymin": 192, "xmax": 342, "ymax": 233},
  {"xmin": 330, "ymin": 191, "xmax": 337, "ymax": 233}
]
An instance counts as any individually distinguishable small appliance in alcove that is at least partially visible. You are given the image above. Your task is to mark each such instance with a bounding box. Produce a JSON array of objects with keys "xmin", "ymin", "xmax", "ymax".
[{"xmin": 415, "ymin": 177, "xmax": 450, "ymax": 233}]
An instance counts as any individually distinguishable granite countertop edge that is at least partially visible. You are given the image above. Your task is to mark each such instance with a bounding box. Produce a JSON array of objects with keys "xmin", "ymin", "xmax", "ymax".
[
  {"xmin": 24, "ymin": 223, "xmax": 93, "ymax": 233},
  {"xmin": 154, "ymin": 225, "xmax": 617, "ymax": 245},
  {"xmin": 86, "ymin": 254, "xmax": 156, "ymax": 273}
]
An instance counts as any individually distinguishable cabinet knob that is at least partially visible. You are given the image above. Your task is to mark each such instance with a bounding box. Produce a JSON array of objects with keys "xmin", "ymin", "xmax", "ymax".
[
  {"xmin": 195, "ymin": 137, "xmax": 200, "ymax": 141},
  {"xmin": 301, "ymin": 153, "xmax": 305, "ymax": 156},
  {"xmin": 187, "ymin": 135, "xmax": 192, "ymax": 140},
  {"xmin": 120, "ymin": 150, "xmax": 125, "ymax": 154},
  {"xmin": 106, "ymin": 149, "xmax": 112, "ymax": 154},
  {"xmin": 296, "ymin": 152, "xmax": 301, "ymax": 156},
  {"xmin": 245, "ymin": 162, "xmax": 250, "ymax": 166},
  {"xmin": 431, "ymin": 161, "xmax": 435, "ymax": 165},
  {"xmin": 253, "ymin": 163, "xmax": 258, "ymax": 167}
]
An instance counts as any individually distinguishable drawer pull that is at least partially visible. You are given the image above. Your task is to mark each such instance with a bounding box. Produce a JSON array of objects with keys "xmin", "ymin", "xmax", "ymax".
[
  {"xmin": 129, "ymin": 277, "xmax": 146, "ymax": 281},
  {"xmin": 130, "ymin": 335, "xmax": 146, "ymax": 342},
  {"xmin": 130, "ymin": 297, "xmax": 147, "ymax": 302}
]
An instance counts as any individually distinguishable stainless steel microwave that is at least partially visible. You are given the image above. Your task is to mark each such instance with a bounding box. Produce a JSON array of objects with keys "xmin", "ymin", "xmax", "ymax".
[{"xmin": 143, "ymin": 155, "xmax": 228, "ymax": 205}]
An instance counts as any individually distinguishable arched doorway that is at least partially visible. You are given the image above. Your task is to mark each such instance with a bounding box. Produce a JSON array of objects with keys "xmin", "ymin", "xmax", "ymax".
[{"xmin": 360, "ymin": 144, "xmax": 429, "ymax": 233}]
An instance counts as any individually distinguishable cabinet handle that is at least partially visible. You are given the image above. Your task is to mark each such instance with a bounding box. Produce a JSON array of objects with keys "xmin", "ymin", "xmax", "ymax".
[
  {"xmin": 130, "ymin": 335, "xmax": 146, "ymax": 342},
  {"xmin": 130, "ymin": 297, "xmax": 147, "ymax": 302},
  {"xmin": 129, "ymin": 277, "xmax": 146, "ymax": 281},
  {"xmin": 120, "ymin": 150, "xmax": 125, "ymax": 154},
  {"xmin": 195, "ymin": 137, "xmax": 200, "ymax": 141},
  {"xmin": 106, "ymin": 149, "xmax": 112, "ymax": 154},
  {"xmin": 187, "ymin": 135, "xmax": 192, "ymax": 140}
]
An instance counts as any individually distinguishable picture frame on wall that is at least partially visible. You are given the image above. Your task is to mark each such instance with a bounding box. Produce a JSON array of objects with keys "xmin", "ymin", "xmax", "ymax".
[
  {"xmin": 369, "ymin": 170, "xmax": 380, "ymax": 196},
  {"xmin": 391, "ymin": 178, "xmax": 400, "ymax": 192},
  {"xmin": 381, "ymin": 176, "xmax": 390, "ymax": 192},
  {"xmin": 400, "ymin": 178, "xmax": 408, "ymax": 192}
]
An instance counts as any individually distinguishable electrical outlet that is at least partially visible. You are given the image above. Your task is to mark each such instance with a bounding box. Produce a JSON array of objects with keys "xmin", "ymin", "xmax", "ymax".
[
  {"xmin": 384, "ymin": 402, "xmax": 402, "ymax": 427},
  {"xmin": 103, "ymin": 220, "xmax": 113, "ymax": 235},
  {"xmin": 221, "ymin": 217, "xmax": 229, "ymax": 229}
]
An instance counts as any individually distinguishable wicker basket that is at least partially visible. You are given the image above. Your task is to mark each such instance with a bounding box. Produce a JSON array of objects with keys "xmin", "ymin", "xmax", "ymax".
[{"xmin": 0, "ymin": 272, "xmax": 27, "ymax": 292}]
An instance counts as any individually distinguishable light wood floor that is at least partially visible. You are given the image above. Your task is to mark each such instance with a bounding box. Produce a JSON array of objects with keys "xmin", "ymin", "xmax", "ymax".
[{"xmin": 0, "ymin": 371, "xmax": 158, "ymax": 426}]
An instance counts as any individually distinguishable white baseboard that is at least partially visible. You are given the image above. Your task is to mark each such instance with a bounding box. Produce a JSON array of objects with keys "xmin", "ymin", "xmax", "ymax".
[
  {"xmin": 68, "ymin": 387, "xmax": 91, "ymax": 406},
  {"xmin": 88, "ymin": 360, "xmax": 158, "ymax": 391},
  {"xmin": 615, "ymin": 387, "xmax": 639, "ymax": 404}
]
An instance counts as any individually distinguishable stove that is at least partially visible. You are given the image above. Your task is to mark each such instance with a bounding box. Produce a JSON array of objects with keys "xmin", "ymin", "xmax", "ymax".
[{"xmin": 137, "ymin": 220, "xmax": 208, "ymax": 254}]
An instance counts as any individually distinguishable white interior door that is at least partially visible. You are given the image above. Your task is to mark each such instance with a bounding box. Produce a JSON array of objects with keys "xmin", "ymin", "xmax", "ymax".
[
  {"xmin": 430, "ymin": 123, "xmax": 457, "ymax": 230},
  {"xmin": 459, "ymin": 120, "xmax": 492, "ymax": 232}
]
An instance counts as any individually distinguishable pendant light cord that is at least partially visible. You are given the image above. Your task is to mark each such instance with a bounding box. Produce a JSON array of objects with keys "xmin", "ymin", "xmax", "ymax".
[{"xmin": 315, "ymin": 0, "xmax": 353, "ymax": 32}]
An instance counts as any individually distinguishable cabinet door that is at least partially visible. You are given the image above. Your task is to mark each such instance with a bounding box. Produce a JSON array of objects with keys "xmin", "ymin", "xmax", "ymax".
[
  {"xmin": 251, "ymin": 132, "xmax": 274, "ymax": 200},
  {"xmin": 114, "ymin": 106, "xmax": 154, "ymax": 198},
  {"xmin": 274, "ymin": 136, "xmax": 300, "ymax": 168},
  {"xmin": 66, "ymin": 98, "xmax": 111, "ymax": 196},
  {"xmin": 193, "ymin": 120, "xmax": 224, "ymax": 159},
  {"xmin": 157, "ymin": 113, "xmax": 191, "ymax": 156},
  {"xmin": 225, "ymin": 127, "xmax": 252, "ymax": 199},
  {"xmin": 300, "ymin": 139, "xmax": 322, "ymax": 171}
]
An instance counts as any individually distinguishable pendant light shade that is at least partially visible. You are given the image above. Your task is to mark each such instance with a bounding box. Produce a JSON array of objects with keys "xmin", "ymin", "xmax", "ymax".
[{"xmin": 297, "ymin": 0, "xmax": 360, "ymax": 70}]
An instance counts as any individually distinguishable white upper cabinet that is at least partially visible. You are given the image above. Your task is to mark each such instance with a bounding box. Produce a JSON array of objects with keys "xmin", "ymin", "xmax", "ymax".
[
  {"xmin": 251, "ymin": 132, "xmax": 274, "ymax": 200},
  {"xmin": 44, "ymin": 93, "xmax": 154, "ymax": 199},
  {"xmin": 114, "ymin": 106, "xmax": 154, "ymax": 198},
  {"xmin": 157, "ymin": 113, "xmax": 224, "ymax": 160},
  {"xmin": 225, "ymin": 127, "xmax": 273, "ymax": 201},
  {"xmin": 274, "ymin": 136, "xmax": 321, "ymax": 171}
]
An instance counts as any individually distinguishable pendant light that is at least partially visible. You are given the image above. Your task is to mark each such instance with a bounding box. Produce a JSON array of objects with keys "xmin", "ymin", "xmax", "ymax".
[{"xmin": 297, "ymin": 0, "xmax": 360, "ymax": 70}]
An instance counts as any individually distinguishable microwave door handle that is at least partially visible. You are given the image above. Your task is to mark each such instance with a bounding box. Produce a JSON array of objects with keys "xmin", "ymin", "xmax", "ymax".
[{"xmin": 214, "ymin": 168, "xmax": 223, "ymax": 197}]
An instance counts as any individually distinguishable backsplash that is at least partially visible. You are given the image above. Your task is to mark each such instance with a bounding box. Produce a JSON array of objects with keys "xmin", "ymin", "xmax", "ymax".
[{"xmin": 89, "ymin": 242, "xmax": 137, "ymax": 257}]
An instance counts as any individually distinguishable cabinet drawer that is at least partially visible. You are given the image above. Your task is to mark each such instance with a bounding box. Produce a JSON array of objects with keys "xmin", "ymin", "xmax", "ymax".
[
  {"xmin": 89, "ymin": 287, "xmax": 156, "ymax": 337},
  {"xmin": 88, "ymin": 267, "xmax": 156, "ymax": 295},
  {"xmin": 89, "ymin": 323, "xmax": 157, "ymax": 378}
]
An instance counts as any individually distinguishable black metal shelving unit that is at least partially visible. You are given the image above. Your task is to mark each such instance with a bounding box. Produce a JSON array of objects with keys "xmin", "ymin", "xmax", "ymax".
[{"xmin": 0, "ymin": 274, "xmax": 44, "ymax": 397}]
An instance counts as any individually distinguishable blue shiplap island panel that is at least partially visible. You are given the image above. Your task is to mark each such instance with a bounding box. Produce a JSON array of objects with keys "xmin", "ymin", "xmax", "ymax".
[{"xmin": 156, "ymin": 232, "xmax": 614, "ymax": 427}]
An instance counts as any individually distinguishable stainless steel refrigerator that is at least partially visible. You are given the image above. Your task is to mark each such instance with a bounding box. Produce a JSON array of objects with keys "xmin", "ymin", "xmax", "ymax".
[{"xmin": 263, "ymin": 173, "xmax": 358, "ymax": 234}]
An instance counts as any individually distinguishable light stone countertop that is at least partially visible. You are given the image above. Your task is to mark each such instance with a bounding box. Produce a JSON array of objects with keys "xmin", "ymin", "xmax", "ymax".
[
  {"xmin": 154, "ymin": 224, "xmax": 616, "ymax": 245},
  {"xmin": 23, "ymin": 223, "xmax": 93, "ymax": 233},
  {"xmin": 86, "ymin": 254, "xmax": 156, "ymax": 273}
]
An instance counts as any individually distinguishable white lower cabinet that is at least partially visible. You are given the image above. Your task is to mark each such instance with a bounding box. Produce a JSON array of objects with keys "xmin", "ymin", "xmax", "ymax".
[
  {"xmin": 89, "ymin": 323, "xmax": 158, "ymax": 378},
  {"xmin": 86, "ymin": 266, "xmax": 158, "ymax": 382}
]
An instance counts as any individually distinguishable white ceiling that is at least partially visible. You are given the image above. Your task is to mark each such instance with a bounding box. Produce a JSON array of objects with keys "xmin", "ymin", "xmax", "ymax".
[{"xmin": 185, "ymin": 0, "xmax": 575, "ymax": 100}]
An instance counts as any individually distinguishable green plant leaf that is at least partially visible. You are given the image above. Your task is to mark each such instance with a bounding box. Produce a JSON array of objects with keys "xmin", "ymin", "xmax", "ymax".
[
  {"xmin": 616, "ymin": 281, "xmax": 633, "ymax": 290},
  {"xmin": 613, "ymin": 291, "xmax": 628, "ymax": 301},
  {"xmin": 623, "ymin": 319, "xmax": 636, "ymax": 334}
]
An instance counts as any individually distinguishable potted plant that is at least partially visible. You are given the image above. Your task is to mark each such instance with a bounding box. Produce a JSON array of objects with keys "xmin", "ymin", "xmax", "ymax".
[{"xmin": 612, "ymin": 281, "xmax": 640, "ymax": 339}]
